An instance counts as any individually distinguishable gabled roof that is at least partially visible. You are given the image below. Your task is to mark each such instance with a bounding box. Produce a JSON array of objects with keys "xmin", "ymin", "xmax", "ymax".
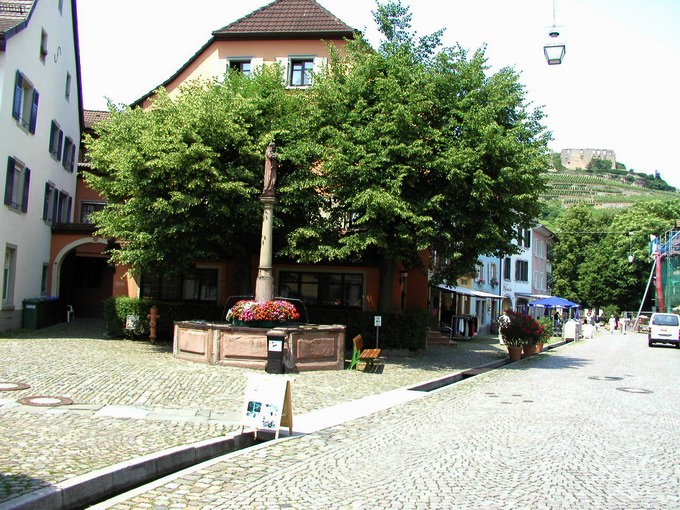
[
  {"xmin": 0, "ymin": 0, "xmax": 34, "ymax": 37},
  {"xmin": 214, "ymin": 0, "xmax": 355, "ymax": 40},
  {"xmin": 83, "ymin": 110, "xmax": 110, "ymax": 130}
]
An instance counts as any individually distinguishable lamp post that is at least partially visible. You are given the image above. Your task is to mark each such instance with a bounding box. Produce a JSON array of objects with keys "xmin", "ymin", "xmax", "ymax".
[{"xmin": 544, "ymin": 0, "xmax": 566, "ymax": 65}]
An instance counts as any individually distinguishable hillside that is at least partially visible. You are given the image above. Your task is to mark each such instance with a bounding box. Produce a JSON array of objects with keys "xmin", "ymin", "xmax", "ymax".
[{"xmin": 541, "ymin": 169, "xmax": 679, "ymax": 209}]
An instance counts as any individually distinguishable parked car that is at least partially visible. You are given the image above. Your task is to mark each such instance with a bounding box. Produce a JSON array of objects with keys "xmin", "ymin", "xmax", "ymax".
[{"xmin": 648, "ymin": 313, "xmax": 680, "ymax": 348}]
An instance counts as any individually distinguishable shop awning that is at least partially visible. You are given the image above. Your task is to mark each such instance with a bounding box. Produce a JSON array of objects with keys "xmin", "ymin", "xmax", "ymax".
[{"xmin": 435, "ymin": 285, "xmax": 504, "ymax": 300}]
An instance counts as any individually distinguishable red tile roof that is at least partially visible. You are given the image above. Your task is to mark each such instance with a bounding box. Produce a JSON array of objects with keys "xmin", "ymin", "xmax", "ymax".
[
  {"xmin": 83, "ymin": 110, "xmax": 110, "ymax": 129},
  {"xmin": 214, "ymin": 0, "xmax": 355, "ymax": 39},
  {"xmin": 0, "ymin": 0, "xmax": 34, "ymax": 34}
]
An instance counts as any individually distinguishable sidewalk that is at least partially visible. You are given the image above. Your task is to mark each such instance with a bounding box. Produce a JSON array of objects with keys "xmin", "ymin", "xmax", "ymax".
[{"xmin": 0, "ymin": 320, "xmax": 508, "ymax": 508}]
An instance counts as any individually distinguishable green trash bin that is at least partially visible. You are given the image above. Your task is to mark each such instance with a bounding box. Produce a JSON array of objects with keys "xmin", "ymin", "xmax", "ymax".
[{"xmin": 22, "ymin": 298, "xmax": 41, "ymax": 329}]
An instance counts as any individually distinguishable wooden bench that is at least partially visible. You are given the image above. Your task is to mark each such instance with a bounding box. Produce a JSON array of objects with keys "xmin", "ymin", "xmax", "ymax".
[{"xmin": 347, "ymin": 334, "xmax": 381, "ymax": 371}]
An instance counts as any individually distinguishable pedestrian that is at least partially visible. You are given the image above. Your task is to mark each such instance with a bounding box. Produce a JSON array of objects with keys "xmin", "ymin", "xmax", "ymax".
[{"xmin": 608, "ymin": 315, "xmax": 617, "ymax": 334}]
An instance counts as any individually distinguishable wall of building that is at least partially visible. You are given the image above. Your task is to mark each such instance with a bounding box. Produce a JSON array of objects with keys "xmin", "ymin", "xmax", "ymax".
[{"xmin": 1, "ymin": 0, "xmax": 80, "ymax": 331}]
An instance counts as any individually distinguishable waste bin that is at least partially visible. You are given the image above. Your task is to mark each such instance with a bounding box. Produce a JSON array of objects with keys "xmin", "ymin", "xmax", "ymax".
[
  {"xmin": 266, "ymin": 332, "xmax": 286, "ymax": 374},
  {"xmin": 22, "ymin": 298, "xmax": 41, "ymax": 329}
]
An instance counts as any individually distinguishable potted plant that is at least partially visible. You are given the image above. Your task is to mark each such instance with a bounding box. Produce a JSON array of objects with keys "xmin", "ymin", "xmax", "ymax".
[
  {"xmin": 535, "ymin": 316, "xmax": 553, "ymax": 352},
  {"xmin": 490, "ymin": 277, "xmax": 498, "ymax": 288},
  {"xmin": 499, "ymin": 310, "xmax": 545, "ymax": 360},
  {"xmin": 226, "ymin": 299, "xmax": 300, "ymax": 327}
]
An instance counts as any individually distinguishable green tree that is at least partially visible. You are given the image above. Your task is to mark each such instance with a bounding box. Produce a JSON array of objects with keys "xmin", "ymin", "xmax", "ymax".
[
  {"xmin": 85, "ymin": 68, "xmax": 296, "ymax": 281},
  {"xmin": 281, "ymin": 1, "xmax": 550, "ymax": 310}
]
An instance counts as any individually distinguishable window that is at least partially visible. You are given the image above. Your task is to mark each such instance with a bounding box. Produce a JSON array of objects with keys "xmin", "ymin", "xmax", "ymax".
[
  {"xmin": 489, "ymin": 263, "xmax": 498, "ymax": 283},
  {"xmin": 4, "ymin": 157, "xmax": 30, "ymax": 213},
  {"xmin": 503, "ymin": 258, "xmax": 511, "ymax": 281},
  {"xmin": 140, "ymin": 268, "xmax": 219, "ymax": 302},
  {"xmin": 289, "ymin": 59, "xmax": 314, "ymax": 87},
  {"xmin": 12, "ymin": 71, "xmax": 39, "ymax": 134},
  {"xmin": 80, "ymin": 201, "xmax": 105, "ymax": 224},
  {"xmin": 62, "ymin": 136, "xmax": 76, "ymax": 172},
  {"xmin": 515, "ymin": 260, "xmax": 529, "ymax": 282},
  {"xmin": 54, "ymin": 190, "xmax": 71, "ymax": 223},
  {"xmin": 41, "ymin": 264, "xmax": 49, "ymax": 295},
  {"xmin": 43, "ymin": 182, "xmax": 55, "ymax": 224},
  {"xmin": 40, "ymin": 29, "xmax": 48, "ymax": 62},
  {"xmin": 49, "ymin": 121, "xmax": 63, "ymax": 159},
  {"xmin": 65, "ymin": 72, "xmax": 71, "ymax": 101},
  {"xmin": 228, "ymin": 59, "xmax": 252, "ymax": 76},
  {"xmin": 475, "ymin": 262, "xmax": 484, "ymax": 282},
  {"xmin": 278, "ymin": 271, "xmax": 363, "ymax": 308},
  {"xmin": 2, "ymin": 246, "xmax": 17, "ymax": 307}
]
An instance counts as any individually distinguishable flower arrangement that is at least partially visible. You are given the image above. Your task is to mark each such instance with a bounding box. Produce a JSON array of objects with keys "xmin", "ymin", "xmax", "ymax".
[
  {"xmin": 226, "ymin": 300, "xmax": 300, "ymax": 323},
  {"xmin": 499, "ymin": 310, "xmax": 546, "ymax": 346},
  {"xmin": 489, "ymin": 277, "xmax": 498, "ymax": 288}
]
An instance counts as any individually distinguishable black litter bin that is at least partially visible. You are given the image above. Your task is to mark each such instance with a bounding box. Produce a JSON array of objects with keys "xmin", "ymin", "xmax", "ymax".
[
  {"xmin": 23, "ymin": 298, "xmax": 41, "ymax": 329},
  {"xmin": 266, "ymin": 332, "xmax": 285, "ymax": 374}
]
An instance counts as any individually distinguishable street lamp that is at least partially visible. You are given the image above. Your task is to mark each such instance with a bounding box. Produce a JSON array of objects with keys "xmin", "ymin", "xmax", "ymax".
[{"xmin": 544, "ymin": 0, "xmax": 566, "ymax": 65}]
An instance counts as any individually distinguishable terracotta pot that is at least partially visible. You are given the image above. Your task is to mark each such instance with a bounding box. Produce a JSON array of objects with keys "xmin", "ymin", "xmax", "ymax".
[
  {"xmin": 535, "ymin": 342, "xmax": 544, "ymax": 353},
  {"xmin": 507, "ymin": 345, "xmax": 523, "ymax": 361},
  {"xmin": 523, "ymin": 343, "xmax": 537, "ymax": 356}
]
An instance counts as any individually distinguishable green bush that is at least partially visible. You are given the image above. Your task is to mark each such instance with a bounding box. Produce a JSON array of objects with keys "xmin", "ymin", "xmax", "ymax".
[
  {"xmin": 103, "ymin": 297, "xmax": 223, "ymax": 340},
  {"xmin": 307, "ymin": 309, "xmax": 429, "ymax": 351}
]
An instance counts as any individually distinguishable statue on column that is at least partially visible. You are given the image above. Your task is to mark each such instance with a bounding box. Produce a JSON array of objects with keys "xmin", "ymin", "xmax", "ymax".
[{"xmin": 263, "ymin": 141, "xmax": 277, "ymax": 197}]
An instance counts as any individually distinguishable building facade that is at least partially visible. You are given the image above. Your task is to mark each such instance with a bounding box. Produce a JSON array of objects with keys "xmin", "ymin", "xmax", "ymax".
[{"xmin": 1, "ymin": 0, "xmax": 82, "ymax": 332}]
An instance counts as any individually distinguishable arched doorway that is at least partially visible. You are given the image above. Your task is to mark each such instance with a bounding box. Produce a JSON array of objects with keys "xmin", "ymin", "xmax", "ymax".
[{"xmin": 52, "ymin": 237, "xmax": 113, "ymax": 318}]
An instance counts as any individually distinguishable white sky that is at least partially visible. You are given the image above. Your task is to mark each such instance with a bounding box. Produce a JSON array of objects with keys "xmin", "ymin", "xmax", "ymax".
[{"xmin": 77, "ymin": 0, "xmax": 680, "ymax": 187}]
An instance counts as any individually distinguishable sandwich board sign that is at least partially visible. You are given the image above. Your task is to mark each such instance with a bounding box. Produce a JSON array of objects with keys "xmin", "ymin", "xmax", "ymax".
[{"xmin": 240, "ymin": 374, "xmax": 293, "ymax": 439}]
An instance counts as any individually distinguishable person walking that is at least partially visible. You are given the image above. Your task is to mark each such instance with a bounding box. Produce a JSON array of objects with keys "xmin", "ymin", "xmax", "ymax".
[{"xmin": 608, "ymin": 315, "xmax": 617, "ymax": 334}]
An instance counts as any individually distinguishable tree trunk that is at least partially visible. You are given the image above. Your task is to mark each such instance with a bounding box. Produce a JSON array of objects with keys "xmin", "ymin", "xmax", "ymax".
[{"xmin": 378, "ymin": 257, "xmax": 394, "ymax": 313}]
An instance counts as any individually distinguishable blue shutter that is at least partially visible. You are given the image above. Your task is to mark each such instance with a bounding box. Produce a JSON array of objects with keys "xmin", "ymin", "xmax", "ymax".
[
  {"xmin": 12, "ymin": 71, "xmax": 22, "ymax": 120},
  {"xmin": 70, "ymin": 142, "xmax": 76, "ymax": 172},
  {"xmin": 49, "ymin": 121, "xmax": 56, "ymax": 155},
  {"xmin": 43, "ymin": 183, "xmax": 50, "ymax": 221},
  {"xmin": 29, "ymin": 89, "xmax": 39, "ymax": 134},
  {"xmin": 52, "ymin": 187, "xmax": 59, "ymax": 223},
  {"xmin": 22, "ymin": 168, "xmax": 30, "ymax": 213},
  {"xmin": 66, "ymin": 196, "xmax": 72, "ymax": 221},
  {"xmin": 58, "ymin": 130, "xmax": 63, "ymax": 160},
  {"xmin": 4, "ymin": 157, "xmax": 15, "ymax": 206}
]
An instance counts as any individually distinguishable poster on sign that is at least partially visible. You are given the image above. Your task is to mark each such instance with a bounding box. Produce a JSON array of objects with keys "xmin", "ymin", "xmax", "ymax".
[{"xmin": 240, "ymin": 374, "xmax": 293, "ymax": 438}]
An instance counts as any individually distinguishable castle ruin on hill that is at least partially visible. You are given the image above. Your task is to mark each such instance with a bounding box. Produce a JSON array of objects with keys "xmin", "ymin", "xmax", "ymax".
[{"xmin": 560, "ymin": 148, "xmax": 616, "ymax": 170}]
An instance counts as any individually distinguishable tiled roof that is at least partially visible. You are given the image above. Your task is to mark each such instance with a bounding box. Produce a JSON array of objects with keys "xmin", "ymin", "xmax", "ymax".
[
  {"xmin": 0, "ymin": 0, "xmax": 33, "ymax": 33},
  {"xmin": 83, "ymin": 110, "xmax": 110, "ymax": 129},
  {"xmin": 214, "ymin": 0, "xmax": 355, "ymax": 39}
]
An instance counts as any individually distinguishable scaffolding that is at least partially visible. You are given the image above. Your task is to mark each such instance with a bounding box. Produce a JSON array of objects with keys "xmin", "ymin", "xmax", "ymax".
[{"xmin": 658, "ymin": 222, "xmax": 680, "ymax": 312}]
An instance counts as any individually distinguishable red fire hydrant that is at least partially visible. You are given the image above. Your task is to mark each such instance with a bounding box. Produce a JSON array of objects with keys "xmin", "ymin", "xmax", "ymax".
[{"xmin": 148, "ymin": 305, "xmax": 160, "ymax": 344}]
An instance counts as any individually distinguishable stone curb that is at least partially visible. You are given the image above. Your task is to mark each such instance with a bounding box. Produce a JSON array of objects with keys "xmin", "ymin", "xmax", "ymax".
[{"xmin": 1, "ymin": 432, "xmax": 256, "ymax": 510}]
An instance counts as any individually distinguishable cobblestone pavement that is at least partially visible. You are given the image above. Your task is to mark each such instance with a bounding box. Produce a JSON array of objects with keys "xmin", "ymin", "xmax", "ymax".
[
  {"xmin": 95, "ymin": 330, "xmax": 680, "ymax": 510},
  {"xmin": 0, "ymin": 319, "xmax": 507, "ymax": 505}
]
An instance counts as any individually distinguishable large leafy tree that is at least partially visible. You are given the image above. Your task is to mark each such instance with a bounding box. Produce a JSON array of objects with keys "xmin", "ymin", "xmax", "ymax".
[
  {"xmin": 280, "ymin": 1, "xmax": 550, "ymax": 310},
  {"xmin": 85, "ymin": 68, "xmax": 296, "ymax": 278}
]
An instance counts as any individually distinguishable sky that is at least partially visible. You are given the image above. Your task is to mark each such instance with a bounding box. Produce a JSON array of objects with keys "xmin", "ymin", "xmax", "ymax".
[{"xmin": 77, "ymin": 0, "xmax": 680, "ymax": 187}]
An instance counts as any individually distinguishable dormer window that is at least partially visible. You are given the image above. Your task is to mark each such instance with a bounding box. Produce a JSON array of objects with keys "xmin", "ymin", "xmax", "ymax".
[{"xmin": 40, "ymin": 30, "xmax": 48, "ymax": 62}]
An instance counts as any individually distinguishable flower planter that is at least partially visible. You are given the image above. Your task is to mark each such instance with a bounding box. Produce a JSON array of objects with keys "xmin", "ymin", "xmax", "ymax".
[
  {"xmin": 507, "ymin": 345, "xmax": 523, "ymax": 361},
  {"xmin": 523, "ymin": 343, "xmax": 537, "ymax": 356},
  {"xmin": 535, "ymin": 342, "xmax": 544, "ymax": 353},
  {"xmin": 232, "ymin": 319, "xmax": 284, "ymax": 329}
]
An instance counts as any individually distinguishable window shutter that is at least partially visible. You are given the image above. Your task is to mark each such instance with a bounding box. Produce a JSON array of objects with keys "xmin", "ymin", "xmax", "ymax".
[
  {"xmin": 49, "ymin": 121, "xmax": 56, "ymax": 154},
  {"xmin": 275, "ymin": 57, "xmax": 289, "ymax": 85},
  {"xmin": 43, "ymin": 183, "xmax": 50, "ymax": 220},
  {"xmin": 52, "ymin": 187, "xmax": 59, "ymax": 223},
  {"xmin": 4, "ymin": 157, "xmax": 15, "ymax": 206},
  {"xmin": 21, "ymin": 168, "xmax": 30, "ymax": 213},
  {"xmin": 69, "ymin": 143, "xmax": 76, "ymax": 172},
  {"xmin": 251, "ymin": 57, "xmax": 263, "ymax": 74},
  {"xmin": 66, "ymin": 195, "xmax": 72, "ymax": 222},
  {"xmin": 58, "ymin": 130, "xmax": 63, "ymax": 160},
  {"xmin": 12, "ymin": 71, "xmax": 22, "ymax": 120},
  {"xmin": 29, "ymin": 89, "xmax": 39, "ymax": 134}
]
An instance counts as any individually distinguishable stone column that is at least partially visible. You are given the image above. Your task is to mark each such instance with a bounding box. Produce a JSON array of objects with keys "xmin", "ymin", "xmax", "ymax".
[{"xmin": 254, "ymin": 195, "xmax": 277, "ymax": 302}]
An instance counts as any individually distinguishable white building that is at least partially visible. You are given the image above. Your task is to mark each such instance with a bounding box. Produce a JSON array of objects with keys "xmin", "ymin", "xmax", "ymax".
[{"xmin": 1, "ymin": 0, "xmax": 82, "ymax": 332}]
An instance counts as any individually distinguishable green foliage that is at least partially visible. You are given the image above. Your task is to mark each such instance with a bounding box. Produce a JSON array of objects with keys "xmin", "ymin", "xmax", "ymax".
[
  {"xmin": 281, "ymin": 2, "xmax": 549, "ymax": 305},
  {"xmin": 85, "ymin": 67, "xmax": 296, "ymax": 276},
  {"xmin": 103, "ymin": 297, "xmax": 223, "ymax": 339},
  {"xmin": 307, "ymin": 309, "xmax": 429, "ymax": 351}
]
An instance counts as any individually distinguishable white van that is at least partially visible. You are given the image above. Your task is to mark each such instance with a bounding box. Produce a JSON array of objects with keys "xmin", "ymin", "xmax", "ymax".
[{"xmin": 648, "ymin": 313, "xmax": 680, "ymax": 348}]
